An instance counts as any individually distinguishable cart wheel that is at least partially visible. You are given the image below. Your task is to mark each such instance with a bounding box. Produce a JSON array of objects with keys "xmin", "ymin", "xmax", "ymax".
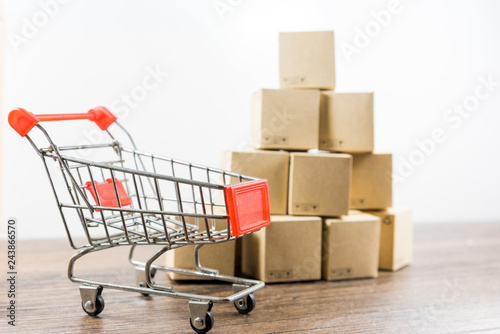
[
  {"xmin": 138, "ymin": 267, "xmax": 156, "ymax": 297},
  {"xmin": 81, "ymin": 294, "xmax": 105, "ymax": 316},
  {"xmin": 234, "ymin": 293, "xmax": 256, "ymax": 314},
  {"xmin": 189, "ymin": 311, "xmax": 214, "ymax": 333}
]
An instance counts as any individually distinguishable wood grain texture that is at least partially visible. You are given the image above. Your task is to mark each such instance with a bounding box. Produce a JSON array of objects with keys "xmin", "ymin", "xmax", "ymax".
[{"xmin": 2, "ymin": 222, "xmax": 500, "ymax": 333}]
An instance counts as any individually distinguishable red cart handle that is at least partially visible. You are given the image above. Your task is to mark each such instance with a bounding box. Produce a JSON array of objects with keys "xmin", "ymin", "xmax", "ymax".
[{"xmin": 8, "ymin": 106, "xmax": 117, "ymax": 137}]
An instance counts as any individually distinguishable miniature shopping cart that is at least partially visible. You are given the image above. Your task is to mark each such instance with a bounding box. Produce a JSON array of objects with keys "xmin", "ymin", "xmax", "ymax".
[{"xmin": 8, "ymin": 106, "xmax": 271, "ymax": 333}]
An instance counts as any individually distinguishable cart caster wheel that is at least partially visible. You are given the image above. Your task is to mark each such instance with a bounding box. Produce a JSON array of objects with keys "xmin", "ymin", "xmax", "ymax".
[
  {"xmin": 140, "ymin": 280, "xmax": 154, "ymax": 297},
  {"xmin": 136, "ymin": 267, "xmax": 156, "ymax": 297},
  {"xmin": 190, "ymin": 311, "xmax": 214, "ymax": 333},
  {"xmin": 82, "ymin": 294, "xmax": 105, "ymax": 316},
  {"xmin": 234, "ymin": 293, "xmax": 255, "ymax": 314}
]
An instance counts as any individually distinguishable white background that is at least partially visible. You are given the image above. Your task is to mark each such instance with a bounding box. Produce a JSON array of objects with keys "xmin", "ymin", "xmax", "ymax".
[{"xmin": 2, "ymin": 0, "xmax": 500, "ymax": 239}]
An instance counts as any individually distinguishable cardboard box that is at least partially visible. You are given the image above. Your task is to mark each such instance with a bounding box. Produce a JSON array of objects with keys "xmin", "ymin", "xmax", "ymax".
[
  {"xmin": 322, "ymin": 212, "xmax": 381, "ymax": 280},
  {"xmin": 220, "ymin": 150, "xmax": 289, "ymax": 214},
  {"xmin": 350, "ymin": 153, "xmax": 393, "ymax": 210},
  {"xmin": 279, "ymin": 31, "xmax": 335, "ymax": 89},
  {"xmin": 250, "ymin": 89, "xmax": 320, "ymax": 150},
  {"xmin": 365, "ymin": 208, "xmax": 413, "ymax": 271},
  {"xmin": 288, "ymin": 153, "xmax": 351, "ymax": 217},
  {"xmin": 319, "ymin": 92, "xmax": 374, "ymax": 153},
  {"xmin": 166, "ymin": 216, "xmax": 235, "ymax": 280},
  {"xmin": 241, "ymin": 215, "xmax": 322, "ymax": 282}
]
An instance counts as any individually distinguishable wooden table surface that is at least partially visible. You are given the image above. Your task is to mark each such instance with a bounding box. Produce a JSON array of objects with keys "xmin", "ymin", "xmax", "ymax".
[{"xmin": 2, "ymin": 222, "xmax": 500, "ymax": 333}]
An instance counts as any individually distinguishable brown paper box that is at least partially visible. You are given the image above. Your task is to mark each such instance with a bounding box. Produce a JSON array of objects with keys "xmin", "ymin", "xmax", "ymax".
[
  {"xmin": 288, "ymin": 153, "xmax": 351, "ymax": 217},
  {"xmin": 279, "ymin": 31, "xmax": 335, "ymax": 89},
  {"xmin": 220, "ymin": 150, "xmax": 289, "ymax": 214},
  {"xmin": 319, "ymin": 92, "xmax": 374, "ymax": 153},
  {"xmin": 365, "ymin": 208, "xmax": 413, "ymax": 271},
  {"xmin": 350, "ymin": 153, "xmax": 393, "ymax": 210},
  {"xmin": 250, "ymin": 88, "xmax": 320, "ymax": 150},
  {"xmin": 241, "ymin": 215, "xmax": 322, "ymax": 283},
  {"xmin": 322, "ymin": 212, "xmax": 381, "ymax": 280}
]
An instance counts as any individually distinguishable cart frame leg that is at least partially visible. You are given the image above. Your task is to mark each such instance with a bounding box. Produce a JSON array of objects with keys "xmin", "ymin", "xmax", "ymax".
[
  {"xmin": 194, "ymin": 244, "xmax": 219, "ymax": 275},
  {"xmin": 69, "ymin": 245, "xmax": 264, "ymax": 303},
  {"xmin": 135, "ymin": 266, "xmax": 157, "ymax": 289}
]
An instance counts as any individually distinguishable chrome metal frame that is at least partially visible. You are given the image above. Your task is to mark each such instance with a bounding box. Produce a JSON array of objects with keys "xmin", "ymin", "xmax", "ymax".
[
  {"xmin": 23, "ymin": 120, "xmax": 265, "ymax": 332},
  {"xmin": 68, "ymin": 244, "xmax": 264, "ymax": 303}
]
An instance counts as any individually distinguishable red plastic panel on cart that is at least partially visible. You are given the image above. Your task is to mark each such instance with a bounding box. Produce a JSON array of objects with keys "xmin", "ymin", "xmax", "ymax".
[
  {"xmin": 224, "ymin": 179, "xmax": 271, "ymax": 237},
  {"xmin": 84, "ymin": 178, "xmax": 132, "ymax": 209}
]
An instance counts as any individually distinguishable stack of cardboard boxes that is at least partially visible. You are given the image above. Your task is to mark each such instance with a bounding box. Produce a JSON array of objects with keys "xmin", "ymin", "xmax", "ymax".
[{"xmin": 167, "ymin": 31, "xmax": 413, "ymax": 283}]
